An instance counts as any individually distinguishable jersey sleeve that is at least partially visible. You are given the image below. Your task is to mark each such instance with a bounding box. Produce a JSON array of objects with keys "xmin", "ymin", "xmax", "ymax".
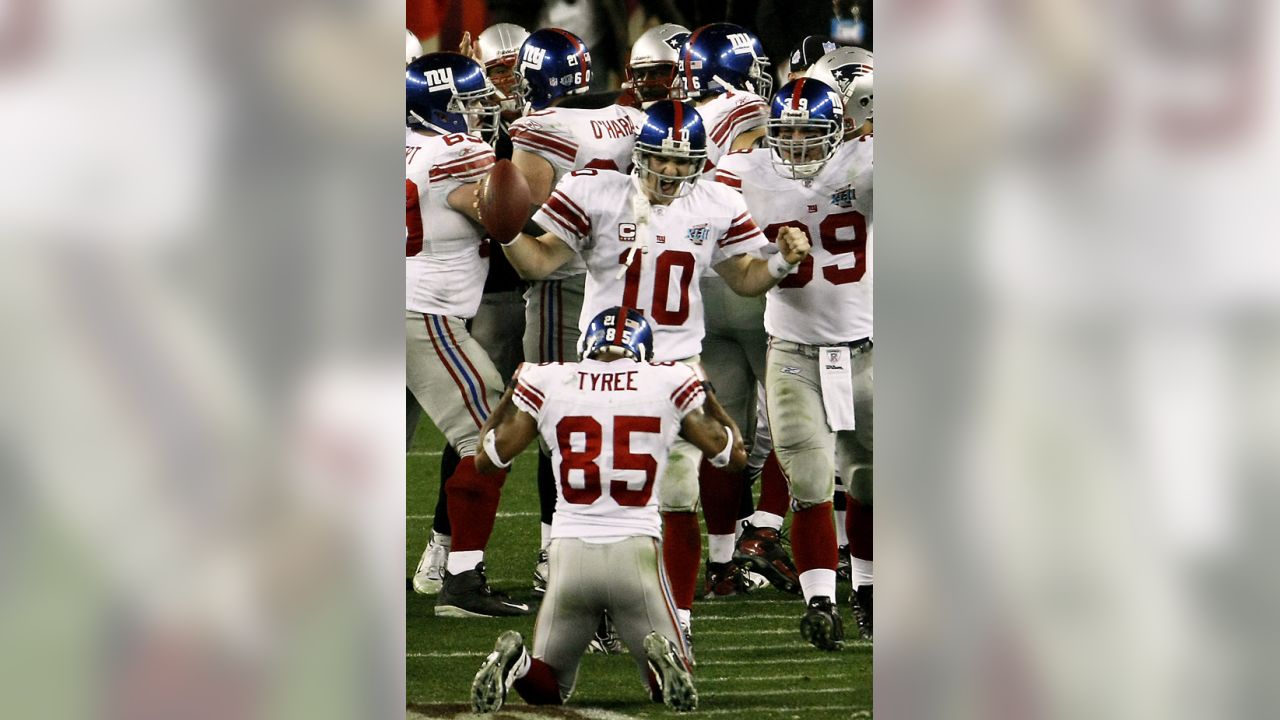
[
  {"xmin": 708, "ymin": 95, "xmax": 768, "ymax": 149},
  {"xmin": 713, "ymin": 187, "xmax": 768, "ymax": 262},
  {"xmin": 669, "ymin": 366, "xmax": 707, "ymax": 420},
  {"xmin": 532, "ymin": 172, "xmax": 595, "ymax": 251},
  {"xmin": 510, "ymin": 363, "xmax": 547, "ymax": 419},
  {"xmin": 509, "ymin": 114, "xmax": 580, "ymax": 171},
  {"xmin": 428, "ymin": 138, "xmax": 496, "ymax": 187},
  {"xmin": 711, "ymin": 152, "xmax": 748, "ymax": 191}
]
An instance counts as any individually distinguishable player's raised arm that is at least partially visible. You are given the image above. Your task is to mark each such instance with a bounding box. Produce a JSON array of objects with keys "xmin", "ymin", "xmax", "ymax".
[
  {"xmin": 713, "ymin": 224, "xmax": 812, "ymax": 297},
  {"xmin": 475, "ymin": 379, "xmax": 539, "ymax": 475},
  {"xmin": 472, "ymin": 160, "xmax": 578, "ymax": 280}
]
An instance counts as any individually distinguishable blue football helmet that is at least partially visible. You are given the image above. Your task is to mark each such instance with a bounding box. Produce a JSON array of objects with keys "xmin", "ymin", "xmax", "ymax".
[
  {"xmin": 579, "ymin": 306, "xmax": 655, "ymax": 362},
  {"xmin": 765, "ymin": 78, "xmax": 845, "ymax": 179},
  {"xmin": 406, "ymin": 52, "xmax": 500, "ymax": 143},
  {"xmin": 515, "ymin": 28, "xmax": 593, "ymax": 111},
  {"xmin": 677, "ymin": 23, "xmax": 773, "ymax": 100},
  {"xmin": 632, "ymin": 100, "xmax": 708, "ymax": 199}
]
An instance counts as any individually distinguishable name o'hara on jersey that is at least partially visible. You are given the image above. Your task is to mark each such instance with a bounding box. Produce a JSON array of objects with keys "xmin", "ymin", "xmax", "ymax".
[
  {"xmin": 508, "ymin": 105, "xmax": 643, "ymax": 171},
  {"xmin": 713, "ymin": 140, "xmax": 873, "ymax": 345},
  {"xmin": 530, "ymin": 170, "xmax": 768, "ymax": 361}
]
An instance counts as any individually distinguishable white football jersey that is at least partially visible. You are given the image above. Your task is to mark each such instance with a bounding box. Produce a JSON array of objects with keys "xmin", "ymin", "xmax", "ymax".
[
  {"xmin": 509, "ymin": 105, "xmax": 644, "ymax": 281},
  {"xmin": 714, "ymin": 135, "xmax": 873, "ymax": 344},
  {"xmin": 532, "ymin": 170, "xmax": 769, "ymax": 361},
  {"xmin": 511, "ymin": 358, "xmax": 706, "ymax": 541},
  {"xmin": 405, "ymin": 128, "xmax": 495, "ymax": 318},
  {"xmin": 693, "ymin": 90, "xmax": 768, "ymax": 169}
]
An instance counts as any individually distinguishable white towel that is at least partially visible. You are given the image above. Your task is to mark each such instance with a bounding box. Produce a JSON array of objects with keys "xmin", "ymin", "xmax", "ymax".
[{"xmin": 818, "ymin": 346, "xmax": 855, "ymax": 431}]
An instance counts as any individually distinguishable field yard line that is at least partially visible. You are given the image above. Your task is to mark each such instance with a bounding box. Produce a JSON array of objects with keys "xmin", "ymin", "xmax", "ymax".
[
  {"xmin": 407, "ymin": 651, "xmax": 486, "ymax": 658},
  {"xmin": 691, "ymin": 613, "xmax": 799, "ymax": 620},
  {"xmin": 709, "ymin": 687, "xmax": 856, "ymax": 697},
  {"xmin": 699, "ymin": 641, "xmax": 871, "ymax": 652},
  {"xmin": 696, "ymin": 628, "xmax": 795, "ymax": 636},
  {"xmin": 700, "ymin": 656, "xmax": 836, "ymax": 666},
  {"xmin": 699, "ymin": 672, "xmax": 851, "ymax": 683},
  {"xmin": 697, "ymin": 705, "xmax": 869, "ymax": 716},
  {"xmin": 407, "ymin": 451, "xmax": 443, "ymax": 456},
  {"xmin": 408, "ymin": 511, "xmax": 538, "ymax": 520}
]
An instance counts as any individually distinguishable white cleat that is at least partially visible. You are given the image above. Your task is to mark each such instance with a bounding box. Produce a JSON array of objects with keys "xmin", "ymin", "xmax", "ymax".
[
  {"xmin": 412, "ymin": 532, "xmax": 449, "ymax": 594},
  {"xmin": 644, "ymin": 631, "xmax": 697, "ymax": 712},
  {"xmin": 472, "ymin": 630, "xmax": 527, "ymax": 713}
]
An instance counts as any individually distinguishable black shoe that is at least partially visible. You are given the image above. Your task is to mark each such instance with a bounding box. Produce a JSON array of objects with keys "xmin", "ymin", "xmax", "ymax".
[
  {"xmin": 851, "ymin": 584, "xmax": 873, "ymax": 640},
  {"xmin": 836, "ymin": 544, "xmax": 852, "ymax": 584},
  {"xmin": 799, "ymin": 596, "xmax": 845, "ymax": 651},
  {"xmin": 435, "ymin": 562, "xmax": 531, "ymax": 618},
  {"xmin": 733, "ymin": 523, "xmax": 801, "ymax": 594},
  {"xmin": 471, "ymin": 630, "xmax": 528, "ymax": 713},
  {"xmin": 532, "ymin": 549, "xmax": 549, "ymax": 596},
  {"xmin": 644, "ymin": 632, "xmax": 698, "ymax": 712},
  {"xmin": 587, "ymin": 611, "xmax": 625, "ymax": 655},
  {"xmin": 702, "ymin": 560, "xmax": 754, "ymax": 598}
]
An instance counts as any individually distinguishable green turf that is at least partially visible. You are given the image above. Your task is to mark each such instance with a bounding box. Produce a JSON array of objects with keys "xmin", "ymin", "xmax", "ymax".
[{"xmin": 407, "ymin": 424, "xmax": 872, "ymax": 719}]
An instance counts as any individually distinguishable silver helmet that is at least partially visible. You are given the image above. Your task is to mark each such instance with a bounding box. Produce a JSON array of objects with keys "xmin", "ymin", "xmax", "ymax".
[
  {"xmin": 405, "ymin": 29, "xmax": 422, "ymax": 65},
  {"xmin": 476, "ymin": 23, "xmax": 530, "ymax": 115},
  {"xmin": 806, "ymin": 46, "xmax": 873, "ymax": 135},
  {"xmin": 624, "ymin": 23, "xmax": 690, "ymax": 108}
]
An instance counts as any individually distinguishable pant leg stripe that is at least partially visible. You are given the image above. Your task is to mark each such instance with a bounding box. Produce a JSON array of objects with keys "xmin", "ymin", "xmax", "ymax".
[
  {"xmin": 440, "ymin": 316, "xmax": 492, "ymax": 418},
  {"xmin": 425, "ymin": 315, "xmax": 485, "ymax": 427}
]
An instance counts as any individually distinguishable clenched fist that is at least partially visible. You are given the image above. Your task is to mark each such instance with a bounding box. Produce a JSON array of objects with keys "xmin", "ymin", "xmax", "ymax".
[{"xmin": 776, "ymin": 225, "xmax": 811, "ymax": 265}]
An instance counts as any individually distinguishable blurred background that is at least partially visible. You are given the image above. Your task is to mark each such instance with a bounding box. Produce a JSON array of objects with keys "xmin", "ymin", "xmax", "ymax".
[{"xmin": 1, "ymin": 0, "xmax": 1277, "ymax": 718}]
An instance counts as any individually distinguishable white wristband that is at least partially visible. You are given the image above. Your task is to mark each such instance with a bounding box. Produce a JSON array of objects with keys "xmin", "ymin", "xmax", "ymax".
[
  {"xmin": 708, "ymin": 427, "xmax": 735, "ymax": 468},
  {"xmin": 481, "ymin": 429, "xmax": 511, "ymax": 469},
  {"xmin": 767, "ymin": 252, "xmax": 798, "ymax": 279}
]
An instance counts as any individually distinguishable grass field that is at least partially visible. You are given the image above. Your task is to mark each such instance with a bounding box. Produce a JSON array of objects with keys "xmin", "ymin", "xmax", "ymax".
[{"xmin": 407, "ymin": 424, "xmax": 872, "ymax": 719}]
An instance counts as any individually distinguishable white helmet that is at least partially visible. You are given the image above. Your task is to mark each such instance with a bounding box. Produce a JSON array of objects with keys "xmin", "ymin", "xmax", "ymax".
[
  {"xmin": 624, "ymin": 23, "xmax": 690, "ymax": 108},
  {"xmin": 806, "ymin": 46, "xmax": 873, "ymax": 135},
  {"xmin": 476, "ymin": 23, "xmax": 530, "ymax": 115},
  {"xmin": 405, "ymin": 29, "xmax": 422, "ymax": 64}
]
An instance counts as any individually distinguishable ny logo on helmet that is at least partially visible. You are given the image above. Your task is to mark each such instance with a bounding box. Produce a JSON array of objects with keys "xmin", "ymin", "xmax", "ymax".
[
  {"xmin": 423, "ymin": 67, "xmax": 455, "ymax": 93},
  {"xmin": 727, "ymin": 32, "xmax": 755, "ymax": 55},
  {"xmin": 521, "ymin": 45, "xmax": 547, "ymax": 73}
]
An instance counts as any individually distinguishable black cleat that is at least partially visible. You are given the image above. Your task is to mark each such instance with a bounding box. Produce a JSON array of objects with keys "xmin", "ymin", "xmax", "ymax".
[
  {"xmin": 587, "ymin": 611, "xmax": 626, "ymax": 655},
  {"xmin": 703, "ymin": 560, "xmax": 755, "ymax": 598},
  {"xmin": 435, "ymin": 562, "xmax": 531, "ymax": 618},
  {"xmin": 800, "ymin": 596, "xmax": 846, "ymax": 651},
  {"xmin": 851, "ymin": 584, "xmax": 873, "ymax": 639}
]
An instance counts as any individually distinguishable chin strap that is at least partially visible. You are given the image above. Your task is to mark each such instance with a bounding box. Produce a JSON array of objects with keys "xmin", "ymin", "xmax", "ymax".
[{"xmin": 617, "ymin": 174, "xmax": 653, "ymax": 280}]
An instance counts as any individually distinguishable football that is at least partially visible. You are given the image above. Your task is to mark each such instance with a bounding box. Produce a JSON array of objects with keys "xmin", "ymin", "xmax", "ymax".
[{"xmin": 477, "ymin": 159, "xmax": 531, "ymax": 245}]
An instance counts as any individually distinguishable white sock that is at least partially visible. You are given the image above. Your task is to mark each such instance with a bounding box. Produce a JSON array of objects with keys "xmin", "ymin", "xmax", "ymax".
[
  {"xmin": 446, "ymin": 550, "xmax": 484, "ymax": 575},
  {"xmin": 540, "ymin": 523, "xmax": 552, "ymax": 548},
  {"xmin": 707, "ymin": 534, "xmax": 735, "ymax": 564},
  {"xmin": 511, "ymin": 647, "xmax": 532, "ymax": 679},
  {"xmin": 852, "ymin": 558, "xmax": 873, "ymax": 587},
  {"xmin": 676, "ymin": 607, "xmax": 691, "ymax": 630},
  {"xmin": 834, "ymin": 510, "xmax": 848, "ymax": 547},
  {"xmin": 750, "ymin": 511, "xmax": 784, "ymax": 531},
  {"xmin": 798, "ymin": 568, "xmax": 837, "ymax": 604}
]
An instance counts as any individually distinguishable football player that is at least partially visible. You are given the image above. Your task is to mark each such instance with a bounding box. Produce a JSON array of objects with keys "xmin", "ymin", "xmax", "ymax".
[
  {"xmin": 506, "ymin": 28, "xmax": 646, "ymax": 594},
  {"xmin": 405, "ymin": 52, "xmax": 530, "ymax": 618},
  {"xmin": 805, "ymin": 46, "xmax": 874, "ymax": 637},
  {"xmin": 713, "ymin": 76, "xmax": 873, "ymax": 649},
  {"xmin": 622, "ymin": 23, "xmax": 690, "ymax": 109},
  {"xmin": 412, "ymin": 24, "xmax": 538, "ymax": 600},
  {"xmin": 678, "ymin": 23, "xmax": 783, "ymax": 597},
  {"xmin": 491, "ymin": 100, "xmax": 811, "ymax": 649},
  {"xmin": 468, "ymin": 307, "xmax": 746, "ymax": 713}
]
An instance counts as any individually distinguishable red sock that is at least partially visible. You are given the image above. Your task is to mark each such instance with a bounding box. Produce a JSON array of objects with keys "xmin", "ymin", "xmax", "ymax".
[
  {"xmin": 698, "ymin": 460, "xmax": 741, "ymax": 535},
  {"xmin": 848, "ymin": 500, "xmax": 873, "ymax": 562},
  {"xmin": 444, "ymin": 456, "xmax": 507, "ymax": 553},
  {"xmin": 512, "ymin": 658, "xmax": 563, "ymax": 705},
  {"xmin": 756, "ymin": 451, "xmax": 791, "ymax": 518},
  {"xmin": 790, "ymin": 502, "xmax": 838, "ymax": 574},
  {"xmin": 662, "ymin": 511, "xmax": 702, "ymax": 610}
]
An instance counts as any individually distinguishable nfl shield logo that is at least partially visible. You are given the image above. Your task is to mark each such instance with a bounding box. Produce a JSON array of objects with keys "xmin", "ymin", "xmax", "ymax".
[{"xmin": 686, "ymin": 223, "xmax": 710, "ymax": 245}]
